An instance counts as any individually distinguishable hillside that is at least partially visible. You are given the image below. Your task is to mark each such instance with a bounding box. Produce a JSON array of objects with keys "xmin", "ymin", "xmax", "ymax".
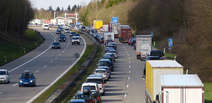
[{"xmin": 79, "ymin": 0, "xmax": 212, "ymax": 82}]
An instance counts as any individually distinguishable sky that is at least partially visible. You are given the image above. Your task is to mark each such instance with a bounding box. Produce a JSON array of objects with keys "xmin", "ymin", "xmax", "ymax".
[{"xmin": 29, "ymin": 0, "xmax": 91, "ymax": 10}]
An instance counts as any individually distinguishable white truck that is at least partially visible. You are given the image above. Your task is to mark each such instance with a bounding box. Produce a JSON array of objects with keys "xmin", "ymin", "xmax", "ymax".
[
  {"xmin": 159, "ymin": 74, "xmax": 204, "ymax": 103},
  {"xmin": 104, "ymin": 32, "xmax": 114, "ymax": 44},
  {"xmin": 145, "ymin": 60, "xmax": 184, "ymax": 103},
  {"xmin": 136, "ymin": 35, "xmax": 152, "ymax": 60}
]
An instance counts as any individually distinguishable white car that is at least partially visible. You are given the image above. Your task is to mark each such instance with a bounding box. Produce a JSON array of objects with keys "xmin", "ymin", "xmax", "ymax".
[
  {"xmin": 0, "ymin": 69, "xmax": 10, "ymax": 84},
  {"xmin": 81, "ymin": 82, "xmax": 99, "ymax": 93},
  {"xmin": 42, "ymin": 24, "xmax": 49, "ymax": 30},
  {"xmin": 86, "ymin": 74, "xmax": 105, "ymax": 95},
  {"xmin": 95, "ymin": 69, "xmax": 109, "ymax": 81},
  {"xmin": 72, "ymin": 36, "xmax": 80, "ymax": 45}
]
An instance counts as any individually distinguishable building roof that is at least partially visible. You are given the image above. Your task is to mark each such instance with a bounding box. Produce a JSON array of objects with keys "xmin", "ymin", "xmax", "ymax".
[
  {"xmin": 161, "ymin": 74, "xmax": 204, "ymax": 87},
  {"xmin": 147, "ymin": 60, "xmax": 183, "ymax": 68}
]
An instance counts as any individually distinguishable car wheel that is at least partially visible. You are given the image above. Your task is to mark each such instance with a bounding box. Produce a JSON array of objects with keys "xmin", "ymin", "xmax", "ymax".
[{"xmin": 7, "ymin": 81, "xmax": 10, "ymax": 84}]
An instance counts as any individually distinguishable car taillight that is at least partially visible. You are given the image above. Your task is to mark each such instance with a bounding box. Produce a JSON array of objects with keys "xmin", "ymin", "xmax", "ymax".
[
  {"xmin": 102, "ymin": 83, "xmax": 104, "ymax": 88},
  {"xmin": 89, "ymin": 100, "xmax": 95, "ymax": 103}
]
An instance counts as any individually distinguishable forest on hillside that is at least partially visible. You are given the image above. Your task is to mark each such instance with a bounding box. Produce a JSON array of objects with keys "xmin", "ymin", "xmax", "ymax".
[
  {"xmin": 0, "ymin": 0, "xmax": 34, "ymax": 38},
  {"xmin": 79, "ymin": 0, "xmax": 212, "ymax": 82}
]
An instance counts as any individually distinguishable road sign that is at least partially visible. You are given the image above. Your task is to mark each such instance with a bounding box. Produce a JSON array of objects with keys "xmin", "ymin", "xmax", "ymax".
[
  {"xmin": 168, "ymin": 38, "xmax": 173, "ymax": 49},
  {"xmin": 112, "ymin": 17, "xmax": 119, "ymax": 23}
]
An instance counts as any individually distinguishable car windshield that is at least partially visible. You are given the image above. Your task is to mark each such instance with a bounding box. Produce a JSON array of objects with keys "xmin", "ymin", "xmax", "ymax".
[
  {"xmin": 96, "ymin": 70, "xmax": 105, "ymax": 73},
  {"xmin": 53, "ymin": 42, "xmax": 59, "ymax": 45},
  {"xmin": 44, "ymin": 25, "xmax": 48, "ymax": 27},
  {"xmin": 99, "ymin": 61, "xmax": 109, "ymax": 66},
  {"xmin": 73, "ymin": 37, "xmax": 79, "ymax": 39},
  {"xmin": 0, "ymin": 71, "xmax": 6, "ymax": 75},
  {"xmin": 71, "ymin": 101, "xmax": 84, "ymax": 103},
  {"xmin": 86, "ymin": 79, "xmax": 103, "ymax": 84},
  {"xmin": 21, "ymin": 73, "xmax": 33, "ymax": 79},
  {"xmin": 150, "ymin": 51, "xmax": 162, "ymax": 56},
  {"xmin": 83, "ymin": 86, "xmax": 96, "ymax": 91}
]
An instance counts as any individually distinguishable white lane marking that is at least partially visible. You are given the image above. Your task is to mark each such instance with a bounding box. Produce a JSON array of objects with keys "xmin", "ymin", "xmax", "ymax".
[
  {"xmin": 128, "ymin": 77, "xmax": 130, "ymax": 80},
  {"xmin": 129, "ymin": 70, "xmax": 131, "ymax": 73},
  {"xmin": 43, "ymin": 65, "xmax": 47, "ymax": 69},
  {"xmin": 12, "ymin": 83, "xmax": 18, "ymax": 87},
  {"xmin": 35, "ymin": 70, "xmax": 39, "ymax": 73},
  {"xmin": 62, "ymin": 51, "xmax": 65, "ymax": 53},
  {"xmin": 126, "ymin": 84, "xmax": 129, "ymax": 88},
  {"xmin": 129, "ymin": 65, "xmax": 131, "ymax": 68},
  {"xmin": 26, "ymin": 37, "xmax": 87, "ymax": 103},
  {"xmin": 9, "ymin": 46, "xmax": 51, "ymax": 73},
  {"xmin": 9, "ymin": 33, "xmax": 55, "ymax": 73},
  {"xmin": 124, "ymin": 93, "xmax": 127, "ymax": 98}
]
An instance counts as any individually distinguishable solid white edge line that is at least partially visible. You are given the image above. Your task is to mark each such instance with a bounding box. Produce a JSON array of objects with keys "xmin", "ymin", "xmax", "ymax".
[
  {"xmin": 26, "ymin": 37, "xmax": 87, "ymax": 103},
  {"xmin": 8, "ymin": 32, "xmax": 55, "ymax": 73}
]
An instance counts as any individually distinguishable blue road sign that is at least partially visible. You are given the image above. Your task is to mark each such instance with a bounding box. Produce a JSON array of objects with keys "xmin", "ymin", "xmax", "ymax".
[
  {"xmin": 168, "ymin": 38, "xmax": 173, "ymax": 48},
  {"xmin": 112, "ymin": 17, "xmax": 119, "ymax": 23}
]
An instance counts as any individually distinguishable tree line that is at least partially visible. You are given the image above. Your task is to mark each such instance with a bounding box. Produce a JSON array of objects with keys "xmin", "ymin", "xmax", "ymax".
[{"xmin": 0, "ymin": 0, "xmax": 34, "ymax": 36}]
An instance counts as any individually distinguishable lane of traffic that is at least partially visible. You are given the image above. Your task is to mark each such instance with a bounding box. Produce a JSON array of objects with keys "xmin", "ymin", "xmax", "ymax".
[
  {"xmin": 102, "ymin": 43, "xmax": 145, "ymax": 103},
  {"xmin": 0, "ymin": 29, "xmax": 85, "ymax": 103}
]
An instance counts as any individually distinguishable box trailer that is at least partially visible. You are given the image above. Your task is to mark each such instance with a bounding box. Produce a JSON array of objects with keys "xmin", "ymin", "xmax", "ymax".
[
  {"xmin": 110, "ymin": 22, "xmax": 120, "ymax": 38},
  {"xmin": 145, "ymin": 60, "xmax": 184, "ymax": 103},
  {"xmin": 159, "ymin": 74, "xmax": 204, "ymax": 103},
  {"xmin": 104, "ymin": 32, "xmax": 114, "ymax": 44},
  {"xmin": 119, "ymin": 25, "xmax": 132, "ymax": 43},
  {"xmin": 136, "ymin": 35, "xmax": 152, "ymax": 60}
]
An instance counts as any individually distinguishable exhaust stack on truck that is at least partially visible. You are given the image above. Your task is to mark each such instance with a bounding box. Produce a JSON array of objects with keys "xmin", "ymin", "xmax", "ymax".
[{"xmin": 145, "ymin": 60, "xmax": 184, "ymax": 103}]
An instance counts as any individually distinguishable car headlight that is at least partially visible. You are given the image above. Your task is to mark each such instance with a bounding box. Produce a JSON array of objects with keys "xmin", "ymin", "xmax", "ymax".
[
  {"xmin": 30, "ymin": 80, "xmax": 34, "ymax": 83},
  {"xmin": 20, "ymin": 80, "xmax": 23, "ymax": 83}
]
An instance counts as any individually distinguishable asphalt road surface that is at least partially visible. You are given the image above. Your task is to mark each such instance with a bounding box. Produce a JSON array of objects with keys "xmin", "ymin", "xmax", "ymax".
[
  {"xmin": 102, "ymin": 42, "xmax": 145, "ymax": 103},
  {"xmin": 0, "ymin": 28, "xmax": 85, "ymax": 103}
]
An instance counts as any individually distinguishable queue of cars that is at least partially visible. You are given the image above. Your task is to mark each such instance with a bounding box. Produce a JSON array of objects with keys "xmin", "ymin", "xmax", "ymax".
[
  {"xmin": 70, "ymin": 28, "xmax": 118, "ymax": 103},
  {"xmin": 52, "ymin": 26, "xmax": 81, "ymax": 49}
]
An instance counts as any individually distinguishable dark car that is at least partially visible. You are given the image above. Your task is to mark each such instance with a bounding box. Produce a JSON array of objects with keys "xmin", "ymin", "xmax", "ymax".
[
  {"xmin": 59, "ymin": 34, "xmax": 66, "ymax": 42},
  {"xmin": 70, "ymin": 32, "xmax": 77, "ymax": 37},
  {"xmin": 19, "ymin": 71, "xmax": 36, "ymax": 87},
  {"xmin": 51, "ymin": 42, "xmax": 61, "ymax": 49},
  {"xmin": 98, "ymin": 59, "xmax": 113, "ymax": 71},
  {"xmin": 146, "ymin": 50, "xmax": 165, "ymax": 60},
  {"xmin": 56, "ymin": 28, "xmax": 62, "ymax": 34},
  {"xmin": 74, "ymin": 91, "xmax": 96, "ymax": 103},
  {"xmin": 106, "ymin": 42, "xmax": 117, "ymax": 50},
  {"xmin": 102, "ymin": 53, "xmax": 115, "ymax": 62},
  {"xmin": 128, "ymin": 37, "xmax": 136, "ymax": 46},
  {"xmin": 105, "ymin": 47, "xmax": 116, "ymax": 53},
  {"xmin": 70, "ymin": 99, "xmax": 86, "ymax": 103}
]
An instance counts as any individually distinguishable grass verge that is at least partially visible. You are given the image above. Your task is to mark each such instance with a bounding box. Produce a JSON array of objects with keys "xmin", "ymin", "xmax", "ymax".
[
  {"xmin": 164, "ymin": 53, "xmax": 176, "ymax": 59},
  {"xmin": 32, "ymin": 44, "xmax": 102, "ymax": 103},
  {"xmin": 0, "ymin": 29, "xmax": 44, "ymax": 66},
  {"xmin": 60, "ymin": 45, "xmax": 104, "ymax": 103},
  {"xmin": 205, "ymin": 83, "xmax": 212, "ymax": 103}
]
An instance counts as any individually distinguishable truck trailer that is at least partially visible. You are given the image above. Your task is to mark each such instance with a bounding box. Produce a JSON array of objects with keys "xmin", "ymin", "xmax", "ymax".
[
  {"xmin": 159, "ymin": 74, "xmax": 204, "ymax": 103},
  {"xmin": 145, "ymin": 60, "xmax": 184, "ymax": 103},
  {"xmin": 136, "ymin": 35, "xmax": 152, "ymax": 60},
  {"xmin": 118, "ymin": 25, "xmax": 132, "ymax": 43},
  {"xmin": 104, "ymin": 32, "xmax": 114, "ymax": 44}
]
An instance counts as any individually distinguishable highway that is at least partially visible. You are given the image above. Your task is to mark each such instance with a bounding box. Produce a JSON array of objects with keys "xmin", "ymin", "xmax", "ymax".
[
  {"xmin": 0, "ymin": 28, "xmax": 86, "ymax": 103},
  {"xmin": 102, "ymin": 42, "xmax": 145, "ymax": 103}
]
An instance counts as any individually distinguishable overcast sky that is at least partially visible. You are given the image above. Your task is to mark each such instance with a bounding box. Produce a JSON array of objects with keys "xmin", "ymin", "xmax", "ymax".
[{"xmin": 29, "ymin": 0, "xmax": 91, "ymax": 10}]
